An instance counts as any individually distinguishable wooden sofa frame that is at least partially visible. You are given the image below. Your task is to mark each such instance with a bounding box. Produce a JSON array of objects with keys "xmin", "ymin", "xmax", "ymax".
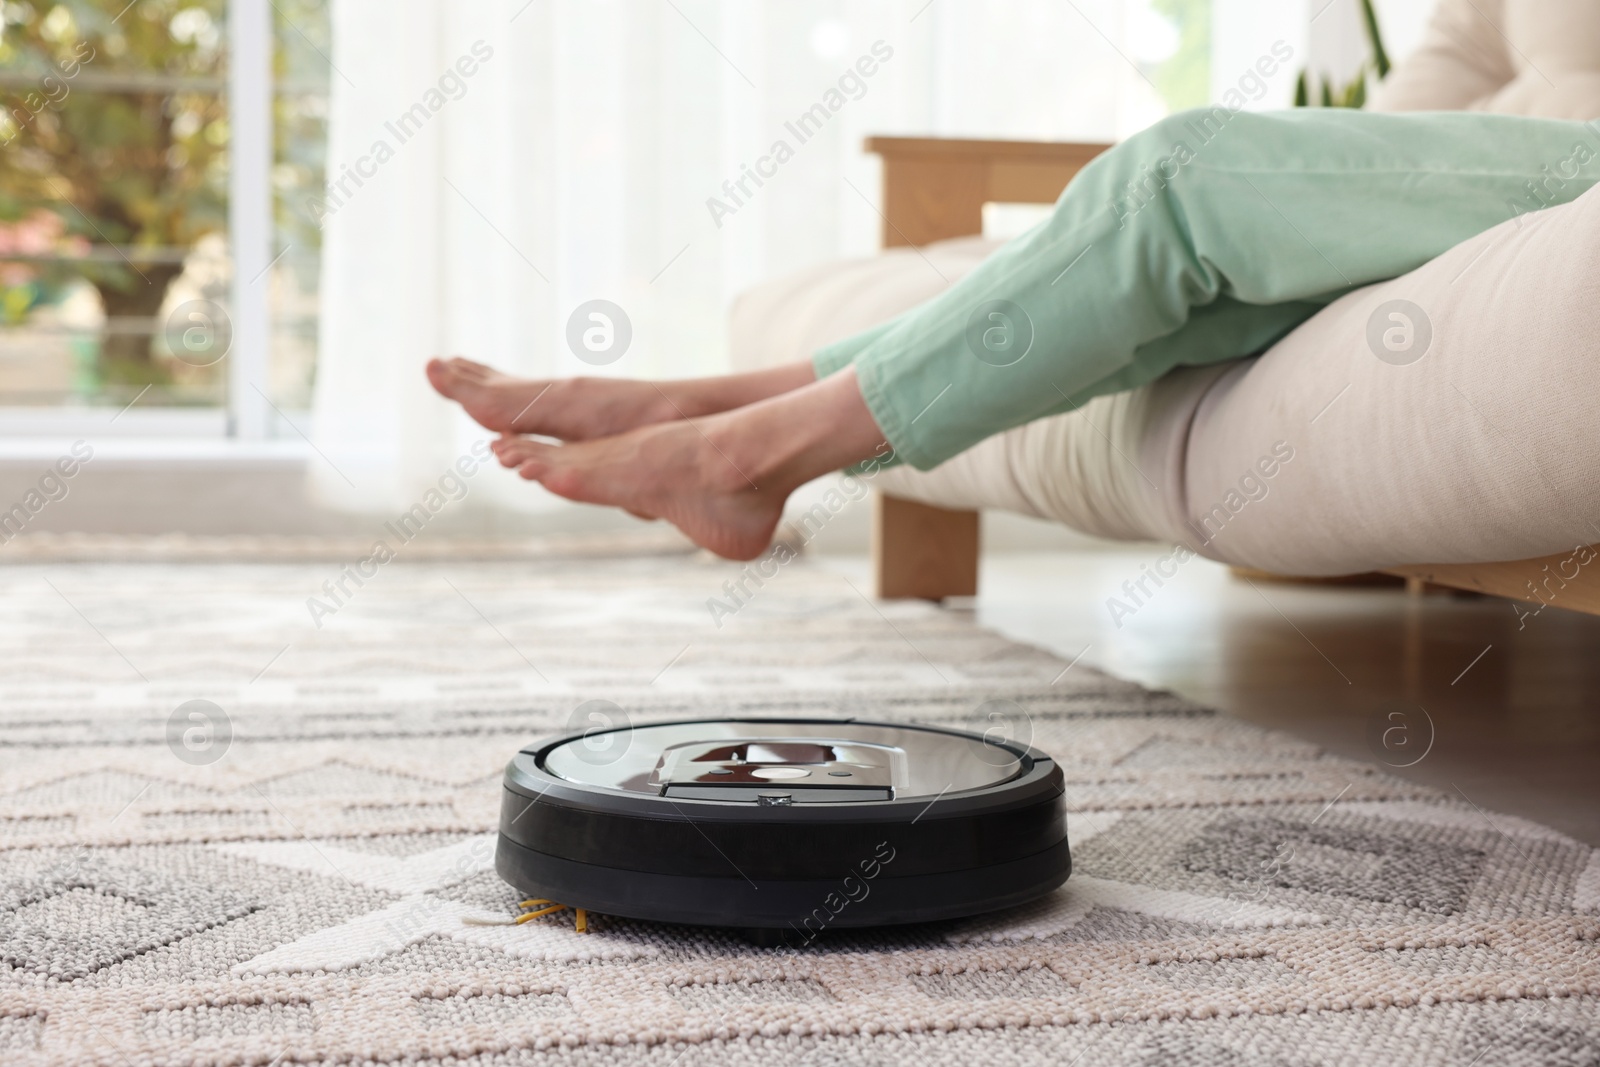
[{"xmin": 865, "ymin": 135, "xmax": 1600, "ymax": 617}]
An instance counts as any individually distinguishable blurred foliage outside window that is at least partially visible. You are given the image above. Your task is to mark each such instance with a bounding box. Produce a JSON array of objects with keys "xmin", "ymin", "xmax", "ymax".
[{"xmin": 0, "ymin": 0, "xmax": 328, "ymax": 410}]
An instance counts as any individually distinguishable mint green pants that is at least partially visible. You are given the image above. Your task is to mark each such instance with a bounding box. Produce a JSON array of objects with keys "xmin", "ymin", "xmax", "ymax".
[{"xmin": 814, "ymin": 109, "xmax": 1600, "ymax": 470}]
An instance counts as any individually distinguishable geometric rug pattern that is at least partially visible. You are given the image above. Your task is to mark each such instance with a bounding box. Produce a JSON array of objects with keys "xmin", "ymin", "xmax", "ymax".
[{"xmin": 1, "ymin": 547, "xmax": 1596, "ymax": 1065}]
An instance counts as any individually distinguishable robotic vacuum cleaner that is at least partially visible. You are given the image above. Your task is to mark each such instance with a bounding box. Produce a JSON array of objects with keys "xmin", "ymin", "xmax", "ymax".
[{"xmin": 495, "ymin": 717, "xmax": 1070, "ymax": 939}]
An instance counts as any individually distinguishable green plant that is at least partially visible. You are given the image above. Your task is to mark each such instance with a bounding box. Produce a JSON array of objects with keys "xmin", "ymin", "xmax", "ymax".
[{"xmin": 1294, "ymin": 0, "xmax": 1391, "ymax": 109}]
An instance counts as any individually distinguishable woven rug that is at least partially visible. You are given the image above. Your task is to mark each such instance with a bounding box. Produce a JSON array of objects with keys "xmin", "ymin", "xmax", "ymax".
[{"xmin": 1, "ymin": 546, "xmax": 1597, "ymax": 1066}]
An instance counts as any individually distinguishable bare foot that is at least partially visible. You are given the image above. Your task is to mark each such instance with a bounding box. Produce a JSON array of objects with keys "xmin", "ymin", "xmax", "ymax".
[
  {"xmin": 426, "ymin": 357, "xmax": 818, "ymax": 441},
  {"xmin": 494, "ymin": 422, "xmax": 785, "ymax": 560},
  {"xmin": 424, "ymin": 357, "xmax": 671, "ymax": 439},
  {"xmin": 489, "ymin": 368, "xmax": 887, "ymax": 560}
]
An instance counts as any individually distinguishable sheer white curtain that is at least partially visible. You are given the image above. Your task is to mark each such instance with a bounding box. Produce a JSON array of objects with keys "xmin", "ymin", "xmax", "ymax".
[{"xmin": 310, "ymin": 0, "xmax": 1245, "ymax": 512}]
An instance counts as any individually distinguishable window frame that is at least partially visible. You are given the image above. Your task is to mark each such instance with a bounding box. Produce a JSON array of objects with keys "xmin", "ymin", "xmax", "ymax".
[{"xmin": 229, "ymin": 0, "xmax": 271, "ymax": 440}]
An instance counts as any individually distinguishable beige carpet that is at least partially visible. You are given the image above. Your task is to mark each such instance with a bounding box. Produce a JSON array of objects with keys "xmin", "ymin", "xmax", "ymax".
[{"xmin": 1, "ymin": 543, "xmax": 1597, "ymax": 1066}]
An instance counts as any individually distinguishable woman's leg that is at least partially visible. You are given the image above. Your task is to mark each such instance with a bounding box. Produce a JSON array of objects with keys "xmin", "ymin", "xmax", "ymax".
[
  {"xmin": 816, "ymin": 108, "xmax": 1599, "ymax": 470},
  {"xmin": 480, "ymin": 108, "xmax": 1597, "ymax": 557}
]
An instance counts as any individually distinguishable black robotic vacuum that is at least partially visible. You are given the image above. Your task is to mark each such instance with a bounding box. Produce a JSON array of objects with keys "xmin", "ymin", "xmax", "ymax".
[{"xmin": 495, "ymin": 717, "xmax": 1070, "ymax": 940}]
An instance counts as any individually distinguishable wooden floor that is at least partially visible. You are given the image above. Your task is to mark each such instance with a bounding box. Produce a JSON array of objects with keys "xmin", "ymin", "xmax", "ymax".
[{"xmin": 821, "ymin": 548, "xmax": 1600, "ymax": 846}]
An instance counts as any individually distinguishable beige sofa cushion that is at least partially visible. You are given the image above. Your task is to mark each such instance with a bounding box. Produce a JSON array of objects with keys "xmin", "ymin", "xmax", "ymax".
[{"xmin": 1371, "ymin": 0, "xmax": 1600, "ymax": 120}]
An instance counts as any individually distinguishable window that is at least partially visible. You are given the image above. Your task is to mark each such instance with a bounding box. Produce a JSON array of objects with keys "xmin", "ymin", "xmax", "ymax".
[{"xmin": 0, "ymin": 0, "xmax": 329, "ymax": 437}]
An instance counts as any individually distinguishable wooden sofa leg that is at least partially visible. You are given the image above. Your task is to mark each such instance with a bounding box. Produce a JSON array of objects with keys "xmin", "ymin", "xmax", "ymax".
[{"xmin": 872, "ymin": 493, "xmax": 980, "ymax": 600}]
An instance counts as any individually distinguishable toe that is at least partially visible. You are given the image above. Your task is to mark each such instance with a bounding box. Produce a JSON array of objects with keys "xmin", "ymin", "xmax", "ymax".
[
  {"xmin": 425, "ymin": 358, "xmax": 458, "ymax": 397},
  {"xmin": 497, "ymin": 438, "xmax": 551, "ymax": 468}
]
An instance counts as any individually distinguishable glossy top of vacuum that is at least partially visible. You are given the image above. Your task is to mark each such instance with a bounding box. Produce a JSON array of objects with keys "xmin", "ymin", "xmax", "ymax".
[{"xmin": 539, "ymin": 718, "xmax": 1025, "ymax": 805}]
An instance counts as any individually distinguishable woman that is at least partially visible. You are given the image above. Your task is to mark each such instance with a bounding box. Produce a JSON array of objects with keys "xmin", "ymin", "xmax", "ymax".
[{"xmin": 427, "ymin": 108, "xmax": 1598, "ymax": 561}]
